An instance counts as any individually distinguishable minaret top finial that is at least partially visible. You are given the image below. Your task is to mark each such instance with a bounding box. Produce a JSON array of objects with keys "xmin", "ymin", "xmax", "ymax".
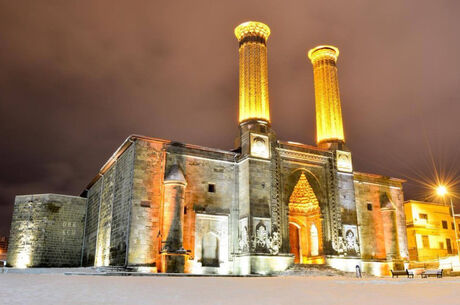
[
  {"xmin": 234, "ymin": 21, "xmax": 271, "ymax": 42},
  {"xmin": 308, "ymin": 45, "xmax": 340, "ymax": 63}
]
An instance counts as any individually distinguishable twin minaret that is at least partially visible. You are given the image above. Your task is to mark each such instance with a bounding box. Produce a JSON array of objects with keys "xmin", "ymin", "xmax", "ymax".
[{"xmin": 235, "ymin": 21, "xmax": 345, "ymax": 148}]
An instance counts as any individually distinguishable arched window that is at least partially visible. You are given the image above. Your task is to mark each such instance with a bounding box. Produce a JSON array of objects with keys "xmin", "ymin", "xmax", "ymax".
[
  {"xmin": 202, "ymin": 232, "xmax": 219, "ymax": 267},
  {"xmin": 310, "ymin": 224, "xmax": 319, "ymax": 256}
]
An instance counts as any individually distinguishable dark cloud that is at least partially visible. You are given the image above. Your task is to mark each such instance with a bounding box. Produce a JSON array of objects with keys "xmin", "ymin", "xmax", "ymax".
[{"xmin": 1, "ymin": 0, "xmax": 459, "ymax": 235}]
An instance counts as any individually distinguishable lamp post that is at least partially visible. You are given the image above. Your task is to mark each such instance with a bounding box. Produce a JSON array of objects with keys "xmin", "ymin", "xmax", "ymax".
[{"xmin": 436, "ymin": 186, "xmax": 459, "ymax": 257}]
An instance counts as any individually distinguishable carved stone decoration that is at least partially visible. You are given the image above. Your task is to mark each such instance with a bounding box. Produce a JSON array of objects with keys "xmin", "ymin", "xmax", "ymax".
[
  {"xmin": 338, "ymin": 225, "xmax": 360, "ymax": 256},
  {"xmin": 268, "ymin": 231, "xmax": 281, "ymax": 255},
  {"xmin": 250, "ymin": 134, "xmax": 270, "ymax": 159},
  {"xmin": 251, "ymin": 218, "xmax": 271, "ymax": 253},
  {"xmin": 269, "ymin": 138, "xmax": 282, "ymax": 252},
  {"xmin": 256, "ymin": 225, "xmax": 268, "ymax": 248},
  {"xmin": 327, "ymin": 158, "xmax": 341, "ymax": 253},
  {"xmin": 277, "ymin": 148, "xmax": 329, "ymax": 164},
  {"xmin": 336, "ymin": 150, "xmax": 353, "ymax": 173},
  {"xmin": 238, "ymin": 218, "xmax": 250, "ymax": 253},
  {"xmin": 288, "ymin": 173, "xmax": 320, "ymax": 215}
]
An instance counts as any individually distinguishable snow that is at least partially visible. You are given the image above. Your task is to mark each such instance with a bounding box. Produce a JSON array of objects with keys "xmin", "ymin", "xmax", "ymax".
[{"xmin": 0, "ymin": 272, "xmax": 459, "ymax": 305}]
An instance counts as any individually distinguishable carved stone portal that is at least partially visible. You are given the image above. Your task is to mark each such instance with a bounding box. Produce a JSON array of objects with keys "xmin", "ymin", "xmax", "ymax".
[{"xmin": 288, "ymin": 173, "xmax": 324, "ymax": 264}]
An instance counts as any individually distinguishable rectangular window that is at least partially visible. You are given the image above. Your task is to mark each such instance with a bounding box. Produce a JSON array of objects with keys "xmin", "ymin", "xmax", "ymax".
[
  {"xmin": 439, "ymin": 242, "xmax": 444, "ymax": 250},
  {"xmin": 452, "ymin": 223, "xmax": 455, "ymax": 230},
  {"xmin": 367, "ymin": 203, "xmax": 373, "ymax": 211},
  {"xmin": 422, "ymin": 235, "xmax": 430, "ymax": 249},
  {"xmin": 419, "ymin": 213, "xmax": 428, "ymax": 221},
  {"xmin": 442, "ymin": 220, "xmax": 448, "ymax": 229},
  {"xmin": 208, "ymin": 183, "xmax": 216, "ymax": 193},
  {"xmin": 140, "ymin": 201, "xmax": 151, "ymax": 208},
  {"xmin": 446, "ymin": 238, "xmax": 452, "ymax": 254}
]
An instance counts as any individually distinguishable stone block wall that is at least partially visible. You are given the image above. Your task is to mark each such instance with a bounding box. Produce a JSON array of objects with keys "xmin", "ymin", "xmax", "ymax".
[
  {"xmin": 354, "ymin": 173, "xmax": 409, "ymax": 261},
  {"xmin": 128, "ymin": 139, "xmax": 165, "ymax": 266},
  {"xmin": 165, "ymin": 144, "xmax": 237, "ymax": 265},
  {"xmin": 110, "ymin": 143, "xmax": 136, "ymax": 265},
  {"xmin": 82, "ymin": 143, "xmax": 135, "ymax": 267},
  {"xmin": 7, "ymin": 194, "xmax": 86, "ymax": 267},
  {"xmin": 82, "ymin": 178, "xmax": 102, "ymax": 266}
]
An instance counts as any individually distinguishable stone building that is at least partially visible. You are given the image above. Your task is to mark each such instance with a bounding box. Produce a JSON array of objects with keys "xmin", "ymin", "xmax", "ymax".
[
  {"xmin": 405, "ymin": 200, "xmax": 458, "ymax": 261},
  {"xmin": 7, "ymin": 21, "xmax": 409, "ymax": 275}
]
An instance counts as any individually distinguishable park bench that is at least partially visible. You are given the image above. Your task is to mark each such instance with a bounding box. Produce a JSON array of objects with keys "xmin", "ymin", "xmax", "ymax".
[
  {"xmin": 391, "ymin": 269, "xmax": 414, "ymax": 278},
  {"xmin": 421, "ymin": 269, "xmax": 443, "ymax": 278}
]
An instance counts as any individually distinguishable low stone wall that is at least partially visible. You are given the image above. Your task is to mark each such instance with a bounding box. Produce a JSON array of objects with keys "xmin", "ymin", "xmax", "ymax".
[{"xmin": 7, "ymin": 194, "xmax": 86, "ymax": 267}]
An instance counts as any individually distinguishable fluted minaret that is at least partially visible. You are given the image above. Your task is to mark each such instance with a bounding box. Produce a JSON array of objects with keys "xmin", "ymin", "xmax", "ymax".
[
  {"xmin": 234, "ymin": 21, "xmax": 271, "ymax": 124},
  {"xmin": 308, "ymin": 46, "xmax": 345, "ymax": 147}
]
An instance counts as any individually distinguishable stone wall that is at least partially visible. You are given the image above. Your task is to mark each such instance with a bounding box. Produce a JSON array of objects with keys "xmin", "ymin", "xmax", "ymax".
[
  {"xmin": 82, "ymin": 143, "xmax": 135, "ymax": 267},
  {"xmin": 110, "ymin": 144, "xmax": 136, "ymax": 265},
  {"xmin": 7, "ymin": 194, "xmax": 86, "ymax": 267},
  {"xmin": 165, "ymin": 143, "xmax": 237, "ymax": 268},
  {"xmin": 128, "ymin": 139, "xmax": 165, "ymax": 266},
  {"xmin": 354, "ymin": 173, "xmax": 409, "ymax": 261},
  {"xmin": 82, "ymin": 178, "xmax": 102, "ymax": 266}
]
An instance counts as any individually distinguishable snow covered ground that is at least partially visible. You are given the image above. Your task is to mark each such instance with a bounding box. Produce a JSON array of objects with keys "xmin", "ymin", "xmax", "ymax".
[{"xmin": 0, "ymin": 272, "xmax": 459, "ymax": 305}]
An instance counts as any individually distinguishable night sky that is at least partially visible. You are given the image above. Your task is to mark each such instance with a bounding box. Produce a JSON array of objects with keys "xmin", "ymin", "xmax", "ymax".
[{"xmin": 1, "ymin": 0, "xmax": 459, "ymax": 236}]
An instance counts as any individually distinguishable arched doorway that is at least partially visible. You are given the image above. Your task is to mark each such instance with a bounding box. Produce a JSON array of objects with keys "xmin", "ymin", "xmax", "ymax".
[
  {"xmin": 288, "ymin": 173, "xmax": 324, "ymax": 264},
  {"xmin": 202, "ymin": 232, "xmax": 219, "ymax": 267},
  {"xmin": 289, "ymin": 223, "xmax": 301, "ymax": 263}
]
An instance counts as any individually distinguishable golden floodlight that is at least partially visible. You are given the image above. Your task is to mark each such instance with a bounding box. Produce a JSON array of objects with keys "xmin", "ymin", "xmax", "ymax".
[
  {"xmin": 235, "ymin": 21, "xmax": 271, "ymax": 124},
  {"xmin": 308, "ymin": 45, "xmax": 345, "ymax": 145},
  {"xmin": 436, "ymin": 185, "xmax": 448, "ymax": 196}
]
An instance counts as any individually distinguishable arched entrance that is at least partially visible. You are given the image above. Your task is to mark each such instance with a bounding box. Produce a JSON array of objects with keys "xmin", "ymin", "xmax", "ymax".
[
  {"xmin": 288, "ymin": 173, "xmax": 324, "ymax": 264},
  {"xmin": 289, "ymin": 223, "xmax": 301, "ymax": 263}
]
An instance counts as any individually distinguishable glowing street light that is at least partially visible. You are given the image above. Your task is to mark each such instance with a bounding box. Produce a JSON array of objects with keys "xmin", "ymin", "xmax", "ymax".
[
  {"xmin": 436, "ymin": 185, "xmax": 448, "ymax": 196},
  {"xmin": 436, "ymin": 185, "xmax": 459, "ymax": 258}
]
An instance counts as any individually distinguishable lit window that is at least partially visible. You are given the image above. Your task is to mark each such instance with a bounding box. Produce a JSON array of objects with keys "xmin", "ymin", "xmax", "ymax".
[{"xmin": 419, "ymin": 213, "xmax": 428, "ymax": 221}]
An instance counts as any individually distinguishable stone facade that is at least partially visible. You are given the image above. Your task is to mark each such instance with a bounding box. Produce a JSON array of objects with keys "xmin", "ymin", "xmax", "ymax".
[
  {"xmin": 354, "ymin": 172, "xmax": 409, "ymax": 261},
  {"xmin": 7, "ymin": 194, "xmax": 86, "ymax": 267},
  {"xmin": 6, "ymin": 21, "xmax": 410, "ymax": 276}
]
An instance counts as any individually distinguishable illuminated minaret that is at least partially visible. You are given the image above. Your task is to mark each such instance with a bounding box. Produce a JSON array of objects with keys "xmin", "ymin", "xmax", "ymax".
[
  {"xmin": 233, "ymin": 22, "xmax": 286, "ymax": 261},
  {"xmin": 308, "ymin": 46, "xmax": 345, "ymax": 148},
  {"xmin": 235, "ymin": 21, "xmax": 271, "ymax": 124}
]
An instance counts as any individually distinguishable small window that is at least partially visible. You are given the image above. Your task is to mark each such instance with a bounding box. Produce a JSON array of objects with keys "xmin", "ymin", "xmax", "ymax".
[
  {"xmin": 419, "ymin": 213, "xmax": 428, "ymax": 221},
  {"xmin": 184, "ymin": 206, "xmax": 187, "ymax": 215},
  {"xmin": 367, "ymin": 203, "xmax": 373, "ymax": 211},
  {"xmin": 442, "ymin": 220, "xmax": 448, "ymax": 229},
  {"xmin": 208, "ymin": 184, "xmax": 216, "ymax": 193},
  {"xmin": 446, "ymin": 238, "xmax": 452, "ymax": 254},
  {"xmin": 140, "ymin": 201, "xmax": 151, "ymax": 208},
  {"xmin": 422, "ymin": 235, "xmax": 430, "ymax": 248},
  {"xmin": 452, "ymin": 223, "xmax": 455, "ymax": 230},
  {"xmin": 439, "ymin": 242, "xmax": 444, "ymax": 249}
]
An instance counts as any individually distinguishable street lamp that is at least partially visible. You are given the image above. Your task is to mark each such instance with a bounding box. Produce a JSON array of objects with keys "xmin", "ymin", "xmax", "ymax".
[{"xmin": 436, "ymin": 185, "xmax": 459, "ymax": 257}]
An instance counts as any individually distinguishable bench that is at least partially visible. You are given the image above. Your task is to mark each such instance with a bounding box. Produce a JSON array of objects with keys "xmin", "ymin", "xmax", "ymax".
[
  {"xmin": 391, "ymin": 269, "xmax": 414, "ymax": 278},
  {"xmin": 421, "ymin": 269, "xmax": 443, "ymax": 278}
]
